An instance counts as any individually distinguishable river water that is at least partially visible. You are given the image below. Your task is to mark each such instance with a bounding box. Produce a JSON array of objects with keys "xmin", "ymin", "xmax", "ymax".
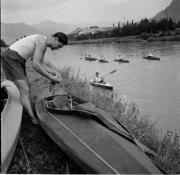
[{"xmin": 45, "ymin": 41, "xmax": 180, "ymax": 133}]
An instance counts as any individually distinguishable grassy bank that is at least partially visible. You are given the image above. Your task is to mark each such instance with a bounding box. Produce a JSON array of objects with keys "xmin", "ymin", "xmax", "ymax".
[
  {"xmin": 69, "ymin": 34, "xmax": 180, "ymax": 45},
  {"xmin": 3, "ymin": 61, "xmax": 180, "ymax": 174}
]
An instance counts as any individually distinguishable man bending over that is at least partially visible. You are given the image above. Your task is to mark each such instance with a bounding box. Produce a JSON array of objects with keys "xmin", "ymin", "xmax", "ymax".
[{"xmin": 1, "ymin": 32, "xmax": 68, "ymax": 124}]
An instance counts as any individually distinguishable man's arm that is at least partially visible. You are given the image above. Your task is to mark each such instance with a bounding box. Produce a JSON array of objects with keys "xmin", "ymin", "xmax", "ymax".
[
  {"xmin": 32, "ymin": 36, "xmax": 60, "ymax": 83},
  {"xmin": 43, "ymin": 64, "xmax": 59, "ymax": 75}
]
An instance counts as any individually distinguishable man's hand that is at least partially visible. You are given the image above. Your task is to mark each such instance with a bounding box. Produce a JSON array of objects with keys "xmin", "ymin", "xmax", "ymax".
[{"xmin": 50, "ymin": 72, "xmax": 62, "ymax": 84}]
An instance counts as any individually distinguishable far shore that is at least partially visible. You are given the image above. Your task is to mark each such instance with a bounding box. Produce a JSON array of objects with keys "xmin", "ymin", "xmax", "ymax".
[{"xmin": 69, "ymin": 34, "xmax": 180, "ymax": 45}]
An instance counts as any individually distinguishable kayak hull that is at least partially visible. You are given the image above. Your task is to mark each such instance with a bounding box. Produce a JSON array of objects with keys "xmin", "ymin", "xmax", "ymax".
[
  {"xmin": 35, "ymin": 93, "xmax": 163, "ymax": 174},
  {"xmin": 97, "ymin": 59, "xmax": 109, "ymax": 63},
  {"xmin": 84, "ymin": 57, "xmax": 98, "ymax": 61},
  {"xmin": 1, "ymin": 80, "xmax": 23, "ymax": 173},
  {"xmin": 143, "ymin": 56, "xmax": 160, "ymax": 61},
  {"xmin": 90, "ymin": 81, "xmax": 113, "ymax": 90},
  {"xmin": 114, "ymin": 59, "xmax": 130, "ymax": 63}
]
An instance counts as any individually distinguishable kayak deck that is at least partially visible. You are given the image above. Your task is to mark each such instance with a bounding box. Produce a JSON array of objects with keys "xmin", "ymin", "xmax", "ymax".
[{"xmin": 35, "ymin": 94, "xmax": 163, "ymax": 174}]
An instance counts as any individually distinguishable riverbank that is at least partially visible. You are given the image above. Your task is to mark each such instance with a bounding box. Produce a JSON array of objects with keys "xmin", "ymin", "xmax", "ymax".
[
  {"xmin": 2, "ymin": 60, "xmax": 180, "ymax": 174},
  {"xmin": 69, "ymin": 34, "xmax": 180, "ymax": 45},
  {"xmin": 3, "ymin": 62, "xmax": 83, "ymax": 174}
]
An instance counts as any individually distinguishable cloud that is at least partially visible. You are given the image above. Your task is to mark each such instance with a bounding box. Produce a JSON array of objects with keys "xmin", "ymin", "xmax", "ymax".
[
  {"xmin": 1, "ymin": 0, "xmax": 68, "ymax": 11},
  {"xmin": 1, "ymin": 0, "xmax": 172, "ymax": 25},
  {"xmin": 104, "ymin": 0, "xmax": 133, "ymax": 5},
  {"xmin": 60, "ymin": 0, "xmax": 130, "ymax": 9}
]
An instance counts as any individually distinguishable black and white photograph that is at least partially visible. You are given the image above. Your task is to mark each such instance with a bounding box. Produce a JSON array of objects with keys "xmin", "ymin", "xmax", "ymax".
[{"xmin": 1, "ymin": 0, "xmax": 180, "ymax": 174}]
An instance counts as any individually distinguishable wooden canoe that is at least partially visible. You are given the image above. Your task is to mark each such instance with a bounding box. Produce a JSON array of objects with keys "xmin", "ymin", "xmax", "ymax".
[
  {"xmin": 35, "ymin": 93, "xmax": 164, "ymax": 174},
  {"xmin": 1, "ymin": 80, "xmax": 23, "ymax": 173}
]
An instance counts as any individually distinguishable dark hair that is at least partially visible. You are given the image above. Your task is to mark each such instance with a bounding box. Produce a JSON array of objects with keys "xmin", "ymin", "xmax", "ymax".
[{"xmin": 53, "ymin": 32, "xmax": 68, "ymax": 45}]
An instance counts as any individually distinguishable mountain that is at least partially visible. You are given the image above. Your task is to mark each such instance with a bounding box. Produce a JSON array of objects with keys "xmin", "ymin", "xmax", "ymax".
[
  {"xmin": 32, "ymin": 20, "xmax": 76, "ymax": 35},
  {"xmin": 153, "ymin": 0, "xmax": 180, "ymax": 22},
  {"xmin": 1, "ymin": 21, "xmax": 77, "ymax": 44},
  {"xmin": 1, "ymin": 22, "xmax": 41, "ymax": 44}
]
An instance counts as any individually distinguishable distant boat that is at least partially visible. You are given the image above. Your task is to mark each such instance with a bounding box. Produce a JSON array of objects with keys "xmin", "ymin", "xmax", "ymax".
[
  {"xmin": 82, "ymin": 56, "xmax": 98, "ymax": 61},
  {"xmin": 143, "ymin": 52, "xmax": 160, "ymax": 61},
  {"xmin": 143, "ymin": 56, "xmax": 160, "ymax": 61},
  {"xmin": 114, "ymin": 59, "xmax": 130, "ymax": 63},
  {"xmin": 96, "ymin": 59, "xmax": 109, "ymax": 63}
]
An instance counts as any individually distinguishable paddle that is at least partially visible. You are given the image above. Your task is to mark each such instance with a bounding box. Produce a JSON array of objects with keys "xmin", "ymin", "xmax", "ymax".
[{"xmin": 102, "ymin": 69, "xmax": 117, "ymax": 78}]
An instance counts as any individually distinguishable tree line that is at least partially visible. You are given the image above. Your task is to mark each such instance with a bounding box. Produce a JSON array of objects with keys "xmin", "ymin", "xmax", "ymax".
[{"xmin": 68, "ymin": 18, "xmax": 180, "ymax": 41}]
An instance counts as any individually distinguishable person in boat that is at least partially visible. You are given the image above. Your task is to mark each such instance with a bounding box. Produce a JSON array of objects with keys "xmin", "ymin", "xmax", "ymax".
[
  {"xmin": 1, "ymin": 32, "xmax": 68, "ymax": 124},
  {"xmin": 147, "ymin": 52, "xmax": 153, "ymax": 57},
  {"xmin": 93, "ymin": 72, "xmax": 105, "ymax": 84},
  {"xmin": 100, "ymin": 55, "xmax": 105, "ymax": 61}
]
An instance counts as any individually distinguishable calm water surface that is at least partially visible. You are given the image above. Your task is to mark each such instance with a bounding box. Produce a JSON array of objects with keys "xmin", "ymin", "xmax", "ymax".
[{"xmin": 45, "ymin": 41, "xmax": 180, "ymax": 133}]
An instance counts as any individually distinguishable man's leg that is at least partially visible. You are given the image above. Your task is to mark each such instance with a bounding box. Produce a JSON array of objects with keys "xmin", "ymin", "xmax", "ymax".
[{"xmin": 15, "ymin": 79, "xmax": 38, "ymax": 125}]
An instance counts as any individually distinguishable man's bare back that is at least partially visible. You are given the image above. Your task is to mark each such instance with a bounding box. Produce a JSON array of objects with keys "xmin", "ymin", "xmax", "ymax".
[{"xmin": 10, "ymin": 34, "xmax": 47, "ymax": 61}]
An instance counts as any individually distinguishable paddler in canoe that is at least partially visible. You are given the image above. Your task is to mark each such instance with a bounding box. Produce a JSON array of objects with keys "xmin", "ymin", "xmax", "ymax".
[
  {"xmin": 148, "ymin": 52, "xmax": 153, "ymax": 56},
  {"xmin": 1, "ymin": 32, "xmax": 68, "ymax": 124},
  {"xmin": 93, "ymin": 72, "xmax": 105, "ymax": 84},
  {"xmin": 143, "ymin": 52, "xmax": 160, "ymax": 61}
]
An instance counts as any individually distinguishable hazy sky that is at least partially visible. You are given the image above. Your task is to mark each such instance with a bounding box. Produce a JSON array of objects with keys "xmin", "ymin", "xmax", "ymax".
[{"xmin": 1, "ymin": 0, "xmax": 172, "ymax": 25}]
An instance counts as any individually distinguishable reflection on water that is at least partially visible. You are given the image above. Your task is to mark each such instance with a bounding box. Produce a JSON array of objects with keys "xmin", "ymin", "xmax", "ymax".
[{"xmin": 45, "ymin": 41, "xmax": 180, "ymax": 133}]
